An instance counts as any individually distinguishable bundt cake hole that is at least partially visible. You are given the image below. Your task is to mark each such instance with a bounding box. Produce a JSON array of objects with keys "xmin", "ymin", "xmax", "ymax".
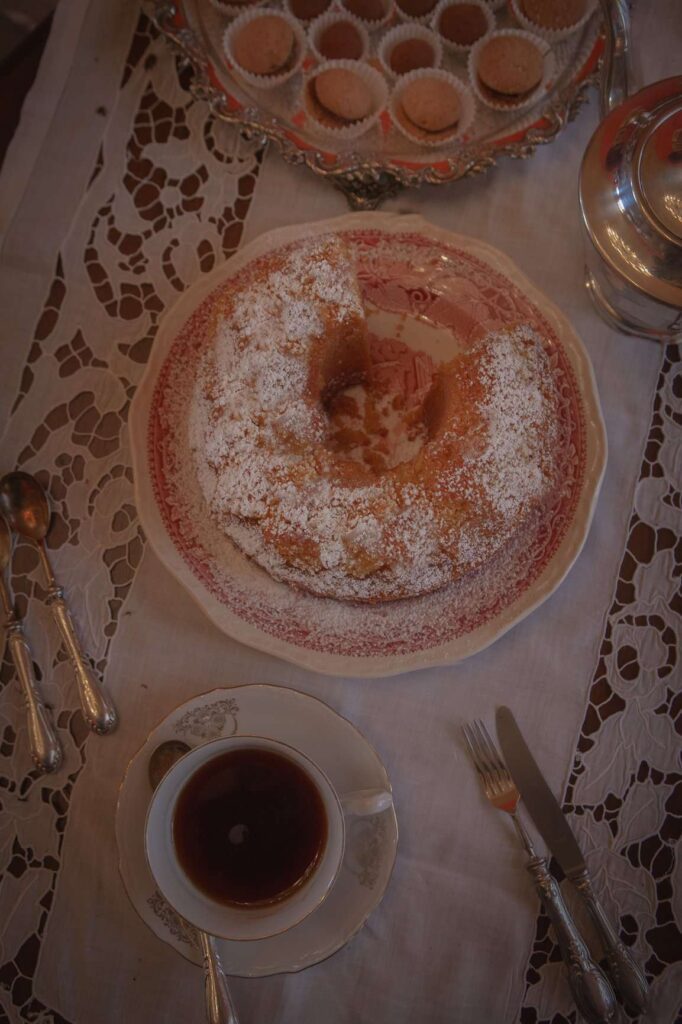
[{"xmin": 323, "ymin": 373, "xmax": 429, "ymax": 475}]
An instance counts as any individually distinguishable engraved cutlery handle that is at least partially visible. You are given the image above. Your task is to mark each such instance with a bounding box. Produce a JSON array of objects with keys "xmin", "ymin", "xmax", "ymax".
[
  {"xmin": 571, "ymin": 868, "xmax": 649, "ymax": 1014},
  {"xmin": 7, "ymin": 623, "xmax": 61, "ymax": 772},
  {"xmin": 46, "ymin": 586, "xmax": 117, "ymax": 734},
  {"xmin": 526, "ymin": 856, "xmax": 617, "ymax": 1024},
  {"xmin": 199, "ymin": 931, "xmax": 238, "ymax": 1024}
]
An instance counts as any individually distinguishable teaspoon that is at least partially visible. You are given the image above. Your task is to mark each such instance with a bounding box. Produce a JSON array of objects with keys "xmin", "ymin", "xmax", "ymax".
[
  {"xmin": 148, "ymin": 739, "xmax": 239, "ymax": 1024},
  {"xmin": 0, "ymin": 471, "xmax": 117, "ymax": 735},
  {"xmin": 0, "ymin": 514, "xmax": 61, "ymax": 771}
]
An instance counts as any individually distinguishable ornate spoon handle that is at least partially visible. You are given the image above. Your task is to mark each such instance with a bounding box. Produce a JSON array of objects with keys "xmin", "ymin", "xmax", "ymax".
[
  {"xmin": 46, "ymin": 584, "xmax": 117, "ymax": 735},
  {"xmin": 6, "ymin": 622, "xmax": 62, "ymax": 772},
  {"xmin": 526, "ymin": 856, "xmax": 617, "ymax": 1024},
  {"xmin": 198, "ymin": 931, "xmax": 239, "ymax": 1024},
  {"xmin": 570, "ymin": 868, "xmax": 649, "ymax": 1014}
]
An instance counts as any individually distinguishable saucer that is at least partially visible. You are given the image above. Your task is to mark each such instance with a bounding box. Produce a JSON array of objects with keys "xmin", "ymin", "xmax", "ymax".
[{"xmin": 116, "ymin": 685, "xmax": 398, "ymax": 976}]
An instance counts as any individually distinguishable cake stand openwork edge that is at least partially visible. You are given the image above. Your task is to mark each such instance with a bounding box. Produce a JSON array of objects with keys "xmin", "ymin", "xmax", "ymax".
[{"xmin": 147, "ymin": 0, "xmax": 603, "ymax": 209}]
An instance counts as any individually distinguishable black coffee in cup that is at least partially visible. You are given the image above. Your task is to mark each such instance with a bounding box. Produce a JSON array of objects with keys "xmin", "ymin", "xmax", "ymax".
[{"xmin": 173, "ymin": 748, "xmax": 328, "ymax": 906}]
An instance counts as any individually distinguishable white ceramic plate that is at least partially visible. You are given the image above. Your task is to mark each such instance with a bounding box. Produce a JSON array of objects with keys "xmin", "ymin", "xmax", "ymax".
[
  {"xmin": 116, "ymin": 685, "xmax": 398, "ymax": 976},
  {"xmin": 129, "ymin": 212, "xmax": 607, "ymax": 676}
]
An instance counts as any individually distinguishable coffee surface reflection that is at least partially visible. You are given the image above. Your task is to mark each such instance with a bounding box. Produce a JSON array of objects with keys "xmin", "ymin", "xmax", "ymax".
[{"xmin": 173, "ymin": 748, "xmax": 328, "ymax": 906}]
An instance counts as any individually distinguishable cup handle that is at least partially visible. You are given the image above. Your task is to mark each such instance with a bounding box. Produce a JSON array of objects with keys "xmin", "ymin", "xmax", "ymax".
[{"xmin": 340, "ymin": 788, "xmax": 393, "ymax": 817}]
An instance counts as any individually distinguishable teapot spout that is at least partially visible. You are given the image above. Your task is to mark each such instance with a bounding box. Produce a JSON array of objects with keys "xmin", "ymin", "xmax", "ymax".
[{"xmin": 598, "ymin": 0, "xmax": 632, "ymax": 116}]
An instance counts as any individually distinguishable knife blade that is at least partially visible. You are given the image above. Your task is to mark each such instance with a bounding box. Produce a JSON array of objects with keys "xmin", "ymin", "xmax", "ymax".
[
  {"xmin": 495, "ymin": 705, "xmax": 585, "ymax": 875},
  {"xmin": 495, "ymin": 705, "xmax": 649, "ymax": 1014}
]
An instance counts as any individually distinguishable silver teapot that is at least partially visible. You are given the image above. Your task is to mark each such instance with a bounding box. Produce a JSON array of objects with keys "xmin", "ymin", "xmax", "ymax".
[{"xmin": 579, "ymin": 0, "xmax": 682, "ymax": 340}]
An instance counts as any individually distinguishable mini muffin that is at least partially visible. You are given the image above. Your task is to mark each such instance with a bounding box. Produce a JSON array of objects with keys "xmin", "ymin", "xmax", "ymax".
[
  {"xmin": 379, "ymin": 24, "xmax": 442, "ymax": 77},
  {"xmin": 286, "ymin": 0, "xmax": 333, "ymax": 20},
  {"xmin": 313, "ymin": 17, "xmax": 367, "ymax": 60},
  {"xmin": 305, "ymin": 60, "xmax": 388, "ymax": 137},
  {"xmin": 232, "ymin": 15, "xmax": 295, "ymax": 75},
  {"xmin": 314, "ymin": 68, "xmax": 374, "ymax": 121},
  {"xmin": 475, "ymin": 33, "xmax": 544, "ymax": 104},
  {"xmin": 391, "ymin": 68, "xmax": 473, "ymax": 145},
  {"xmin": 402, "ymin": 77, "xmax": 460, "ymax": 131},
  {"xmin": 521, "ymin": 0, "xmax": 587, "ymax": 30},
  {"xmin": 225, "ymin": 9, "xmax": 306, "ymax": 88},
  {"xmin": 391, "ymin": 38, "xmax": 436, "ymax": 73},
  {"xmin": 511, "ymin": 0, "xmax": 592, "ymax": 41},
  {"xmin": 434, "ymin": 1, "xmax": 492, "ymax": 50},
  {"xmin": 395, "ymin": 0, "xmax": 438, "ymax": 17},
  {"xmin": 340, "ymin": 0, "xmax": 392, "ymax": 27}
]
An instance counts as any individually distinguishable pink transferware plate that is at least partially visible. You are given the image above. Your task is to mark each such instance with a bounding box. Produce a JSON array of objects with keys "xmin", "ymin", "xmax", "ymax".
[{"xmin": 129, "ymin": 213, "xmax": 607, "ymax": 677}]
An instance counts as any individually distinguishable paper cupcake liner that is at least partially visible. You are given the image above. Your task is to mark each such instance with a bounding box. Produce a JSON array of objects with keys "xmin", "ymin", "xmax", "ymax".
[
  {"xmin": 378, "ymin": 23, "xmax": 443, "ymax": 79},
  {"xmin": 510, "ymin": 0, "xmax": 597, "ymax": 44},
  {"xmin": 393, "ymin": 1, "xmax": 440, "ymax": 25},
  {"xmin": 308, "ymin": 10, "xmax": 371, "ymax": 64},
  {"xmin": 303, "ymin": 58, "xmax": 389, "ymax": 140},
  {"xmin": 468, "ymin": 28, "xmax": 555, "ymax": 112},
  {"xmin": 389, "ymin": 67, "xmax": 476, "ymax": 147},
  {"xmin": 431, "ymin": 0, "xmax": 495, "ymax": 55},
  {"xmin": 284, "ymin": 0, "xmax": 335, "ymax": 25},
  {"xmin": 338, "ymin": 0, "xmax": 395, "ymax": 30},
  {"xmin": 208, "ymin": 0, "xmax": 265, "ymax": 17},
  {"xmin": 223, "ymin": 7, "xmax": 308, "ymax": 90},
  {"xmin": 482, "ymin": 0, "xmax": 505, "ymax": 10}
]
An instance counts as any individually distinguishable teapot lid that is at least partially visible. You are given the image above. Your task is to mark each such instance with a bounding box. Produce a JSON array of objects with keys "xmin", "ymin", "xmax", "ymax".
[{"xmin": 580, "ymin": 76, "xmax": 682, "ymax": 310}]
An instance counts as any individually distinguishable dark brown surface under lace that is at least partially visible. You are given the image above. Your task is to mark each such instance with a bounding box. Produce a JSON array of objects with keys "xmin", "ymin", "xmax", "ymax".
[
  {"xmin": 0, "ymin": 13, "xmax": 261, "ymax": 1022},
  {"xmin": 517, "ymin": 343, "xmax": 681, "ymax": 1024}
]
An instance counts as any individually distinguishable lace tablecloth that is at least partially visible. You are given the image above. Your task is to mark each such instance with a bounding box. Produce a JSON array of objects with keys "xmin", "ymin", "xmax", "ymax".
[{"xmin": 0, "ymin": 1, "xmax": 679, "ymax": 1022}]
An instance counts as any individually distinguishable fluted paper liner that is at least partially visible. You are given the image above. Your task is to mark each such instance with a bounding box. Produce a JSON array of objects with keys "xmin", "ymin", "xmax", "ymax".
[
  {"xmin": 510, "ymin": 0, "xmax": 598, "ymax": 45},
  {"xmin": 378, "ymin": 23, "xmax": 443, "ymax": 79},
  {"xmin": 338, "ymin": 0, "xmax": 394, "ymax": 30},
  {"xmin": 431, "ymin": 0, "xmax": 495, "ymax": 55},
  {"xmin": 308, "ymin": 10, "xmax": 371, "ymax": 64},
  {"xmin": 390, "ymin": 67, "xmax": 476, "ymax": 147},
  {"xmin": 303, "ymin": 59, "xmax": 389, "ymax": 140},
  {"xmin": 223, "ymin": 7, "xmax": 308, "ymax": 90},
  {"xmin": 468, "ymin": 28, "xmax": 555, "ymax": 113}
]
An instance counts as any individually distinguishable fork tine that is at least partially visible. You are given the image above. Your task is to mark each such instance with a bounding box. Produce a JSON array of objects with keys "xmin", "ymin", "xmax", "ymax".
[
  {"xmin": 461, "ymin": 724, "xmax": 484, "ymax": 776},
  {"xmin": 469, "ymin": 719, "xmax": 496, "ymax": 777},
  {"xmin": 475, "ymin": 720, "xmax": 508, "ymax": 777}
]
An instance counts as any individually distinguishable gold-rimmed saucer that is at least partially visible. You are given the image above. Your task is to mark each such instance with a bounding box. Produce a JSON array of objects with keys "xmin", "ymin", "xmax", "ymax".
[{"xmin": 116, "ymin": 684, "xmax": 398, "ymax": 976}]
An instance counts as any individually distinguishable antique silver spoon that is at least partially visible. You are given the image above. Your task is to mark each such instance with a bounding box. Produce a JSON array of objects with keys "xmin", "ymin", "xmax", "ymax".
[
  {"xmin": 148, "ymin": 739, "xmax": 239, "ymax": 1024},
  {"xmin": 0, "ymin": 471, "xmax": 117, "ymax": 735},
  {"xmin": 0, "ymin": 514, "xmax": 61, "ymax": 772}
]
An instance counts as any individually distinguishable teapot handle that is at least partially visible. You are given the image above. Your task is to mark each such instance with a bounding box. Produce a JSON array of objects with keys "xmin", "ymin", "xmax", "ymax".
[{"xmin": 598, "ymin": 0, "xmax": 632, "ymax": 116}]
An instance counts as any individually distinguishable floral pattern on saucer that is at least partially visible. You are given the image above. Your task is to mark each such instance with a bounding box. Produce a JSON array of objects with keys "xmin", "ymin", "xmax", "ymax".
[{"xmin": 116, "ymin": 685, "xmax": 398, "ymax": 976}]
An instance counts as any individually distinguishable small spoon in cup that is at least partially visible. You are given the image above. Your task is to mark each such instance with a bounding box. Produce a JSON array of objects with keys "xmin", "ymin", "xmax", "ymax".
[{"xmin": 148, "ymin": 739, "xmax": 238, "ymax": 1024}]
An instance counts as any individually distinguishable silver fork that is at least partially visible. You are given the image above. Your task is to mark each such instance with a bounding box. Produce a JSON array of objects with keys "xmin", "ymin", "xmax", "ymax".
[{"xmin": 463, "ymin": 720, "xmax": 617, "ymax": 1024}]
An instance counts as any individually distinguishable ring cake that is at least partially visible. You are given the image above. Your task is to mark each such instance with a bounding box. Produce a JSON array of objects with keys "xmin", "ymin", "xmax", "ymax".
[{"xmin": 189, "ymin": 234, "xmax": 561, "ymax": 602}]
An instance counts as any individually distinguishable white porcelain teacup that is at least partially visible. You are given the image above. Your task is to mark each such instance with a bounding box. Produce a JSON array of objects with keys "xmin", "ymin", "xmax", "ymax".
[{"xmin": 145, "ymin": 734, "xmax": 391, "ymax": 941}]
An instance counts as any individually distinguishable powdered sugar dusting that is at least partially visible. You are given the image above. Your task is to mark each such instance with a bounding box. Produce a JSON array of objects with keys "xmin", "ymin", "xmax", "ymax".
[
  {"xmin": 188, "ymin": 234, "xmax": 561, "ymax": 602},
  {"xmin": 445, "ymin": 324, "xmax": 560, "ymax": 567},
  {"xmin": 146, "ymin": 225, "xmax": 590, "ymax": 662}
]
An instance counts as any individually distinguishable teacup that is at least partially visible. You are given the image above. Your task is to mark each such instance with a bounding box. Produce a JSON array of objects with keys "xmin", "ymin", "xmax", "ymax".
[{"xmin": 145, "ymin": 734, "xmax": 391, "ymax": 941}]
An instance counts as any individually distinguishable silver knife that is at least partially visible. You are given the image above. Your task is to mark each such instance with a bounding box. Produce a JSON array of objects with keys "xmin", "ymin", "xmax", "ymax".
[{"xmin": 496, "ymin": 706, "xmax": 649, "ymax": 1015}]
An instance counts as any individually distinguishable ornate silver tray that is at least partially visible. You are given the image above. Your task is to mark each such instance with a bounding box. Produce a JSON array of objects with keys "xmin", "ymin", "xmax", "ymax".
[{"xmin": 148, "ymin": 0, "xmax": 604, "ymax": 208}]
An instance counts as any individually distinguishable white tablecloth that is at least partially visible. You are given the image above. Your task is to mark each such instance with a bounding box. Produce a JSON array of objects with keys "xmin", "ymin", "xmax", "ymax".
[{"xmin": 0, "ymin": 2, "xmax": 680, "ymax": 1022}]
